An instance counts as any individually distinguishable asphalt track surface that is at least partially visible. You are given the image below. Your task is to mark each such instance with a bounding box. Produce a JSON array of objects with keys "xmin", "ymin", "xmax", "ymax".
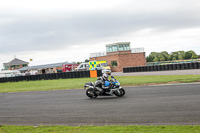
[{"xmin": 0, "ymin": 83, "xmax": 200, "ymax": 126}]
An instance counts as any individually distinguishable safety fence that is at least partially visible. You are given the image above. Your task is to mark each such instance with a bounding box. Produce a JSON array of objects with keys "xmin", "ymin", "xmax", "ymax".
[
  {"xmin": 123, "ymin": 62, "xmax": 200, "ymax": 73},
  {"xmin": 0, "ymin": 70, "xmax": 102, "ymax": 83}
]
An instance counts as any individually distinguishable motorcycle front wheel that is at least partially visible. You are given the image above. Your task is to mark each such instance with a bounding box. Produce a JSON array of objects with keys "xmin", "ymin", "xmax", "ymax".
[
  {"xmin": 115, "ymin": 88, "xmax": 125, "ymax": 97},
  {"xmin": 86, "ymin": 88, "xmax": 97, "ymax": 99}
]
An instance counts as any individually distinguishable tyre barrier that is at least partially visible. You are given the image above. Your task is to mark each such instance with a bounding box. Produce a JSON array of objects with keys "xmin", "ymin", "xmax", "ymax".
[
  {"xmin": 0, "ymin": 70, "xmax": 102, "ymax": 83},
  {"xmin": 123, "ymin": 62, "xmax": 200, "ymax": 73}
]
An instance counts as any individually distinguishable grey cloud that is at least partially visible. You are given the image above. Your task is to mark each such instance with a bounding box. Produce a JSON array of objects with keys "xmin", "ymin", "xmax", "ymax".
[{"xmin": 0, "ymin": 4, "xmax": 200, "ymax": 54}]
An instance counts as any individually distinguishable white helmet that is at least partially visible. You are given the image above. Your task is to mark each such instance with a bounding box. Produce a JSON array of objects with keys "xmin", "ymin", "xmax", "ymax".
[{"xmin": 103, "ymin": 73, "xmax": 108, "ymax": 80}]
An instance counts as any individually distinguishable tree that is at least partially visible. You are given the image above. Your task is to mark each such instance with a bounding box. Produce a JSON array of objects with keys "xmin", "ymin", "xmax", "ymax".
[
  {"xmin": 153, "ymin": 57, "xmax": 159, "ymax": 62},
  {"xmin": 161, "ymin": 51, "xmax": 169, "ymax": 61},
  {"xmin": 85, "ymin": 59, "xmax": 89, "ymax": 62},
  {"xmin": 169, "ymin": 52, "xmax": 178, "ymax": 60},
  {"xmin": 177, "ymin": 51, "xmax": 185, "ymax": 60},
  {"xmin": 191, "ymin": 53, "xmax": 199, "ymax": 59},
  {"xmin": 158, "ymin": 54, "xmax": 165, "ymax": 61},
  {"xmin": 185, "ymin": 50, "xmax": 195, "ymax": 59}
]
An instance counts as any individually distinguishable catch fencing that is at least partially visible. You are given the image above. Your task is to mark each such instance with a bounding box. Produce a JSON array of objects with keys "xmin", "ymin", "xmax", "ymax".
[
  {"xmin": 123, "ymin": 62, "xmax": 200, "ymax": 73},
  {"xmin": 0, "ymin": 70, "xmax": 102, "ymax": 83}
]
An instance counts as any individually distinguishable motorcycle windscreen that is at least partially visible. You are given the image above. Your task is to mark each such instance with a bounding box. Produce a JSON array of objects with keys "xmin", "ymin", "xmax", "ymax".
[{"xmin": 105, "ymin": 81, "xmax": 110, "ymax": 87}]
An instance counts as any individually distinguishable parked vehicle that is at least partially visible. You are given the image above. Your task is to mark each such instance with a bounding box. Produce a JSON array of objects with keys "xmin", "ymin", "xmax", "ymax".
[
  {"xmin": 89, "ymin": 60, "xmax": 111, "ymax": 70},
  {"xmin": 91, "ymin": 66, "xmax": 111, "ymax": 75},
  {"xmin": 74, "ymin": 63, "xmax": 90, "ymax": 71},
  {"xmin": 0, "ymin": 70, "xmax": 21, "ymax": 78},
  {"xmin": 84, "ymin": 76, "xmax": 125, "ymax": 99},
  {"xmin": 62, "ymin": 64, "xmax": 79, "ymax": 72},
  {"xmin": 89, "ymin": 61, "xmax": 111, "ymax": 75}
]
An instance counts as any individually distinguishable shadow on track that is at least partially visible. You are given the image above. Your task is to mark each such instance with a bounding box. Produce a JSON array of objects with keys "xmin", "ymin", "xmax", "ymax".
[{"xmin": 85, "ymin": 96, "xmax": 126, "ymax": 100}]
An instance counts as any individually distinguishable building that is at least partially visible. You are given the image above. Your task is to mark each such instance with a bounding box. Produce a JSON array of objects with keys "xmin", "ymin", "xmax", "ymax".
[
  {"xmin": 18, "ymin": 61, "xmax": 75, "ymax": 74},
  {"xmin": 3, "ymin": 58, "xmax": 29, "ymax": 70},
  {"xmin": 90, "ymin": 42, "xmax": 146, "ymax": 72}
]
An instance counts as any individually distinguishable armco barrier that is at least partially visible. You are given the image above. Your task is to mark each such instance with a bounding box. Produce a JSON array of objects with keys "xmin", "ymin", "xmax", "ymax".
[
  {"xmin": 0, "ymin": 70, "xmax": 102, "ymax": 83},
  {"xmin": 123, "ymin": 62, "xmax": 200, "ymax": 73}
]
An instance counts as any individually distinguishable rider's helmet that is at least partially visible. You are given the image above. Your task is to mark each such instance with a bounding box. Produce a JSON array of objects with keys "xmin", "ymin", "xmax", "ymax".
[{"xmin": 102, "ymin": 73, "xmax": 108, "ymax": 81}]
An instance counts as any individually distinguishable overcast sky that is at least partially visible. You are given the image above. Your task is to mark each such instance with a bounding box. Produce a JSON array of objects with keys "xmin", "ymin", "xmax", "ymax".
[{"xmin": 0, "ymin": 0, "xmax": 200, "ymax": 69}]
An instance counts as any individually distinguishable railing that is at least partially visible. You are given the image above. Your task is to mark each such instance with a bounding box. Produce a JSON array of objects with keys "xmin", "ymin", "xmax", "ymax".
[
  {"xmin": 131, "ymin": 47, "xmax": 145, "ymax": 53},
  {"xmin": 90, "ymin": 51, "xmax": 107, "ymax": 58},
  {"xmin": 90, "ymin": 47, "xmax": 145, "ymax": 58}
]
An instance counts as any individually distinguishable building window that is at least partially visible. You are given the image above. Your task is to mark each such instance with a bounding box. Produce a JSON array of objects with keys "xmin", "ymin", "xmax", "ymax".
[
  {"xmin": 11, "ymin": 65, "xmax": 15, "ymax": 68},
  {"xmin": 124, "ymin": 44, "xmax": 130, "ymax": 50},
  {"xmin": 106, "ymin": 46, "xmax": 113, "ymax": 52},
  {"xmin": 23, "ymin": 64, "xmax": 27, "ymax": 67},
  {"xmin": 5, "ymin": 66, "xmax": 9, "ymax": 70},
  {"xmin": 112, "ymin": 45, "xmax": 118, "ymax": 52},
  {"xmin": 119, "ymin": 44, "xmax": 124, "ymax": 51},
  {"xmin": 111, "ymin": 61, "xmax": 118, "ymax": 67},
  {"xmin": 15, "ymin": 65, "xmax": 20, "ymax": 68}
]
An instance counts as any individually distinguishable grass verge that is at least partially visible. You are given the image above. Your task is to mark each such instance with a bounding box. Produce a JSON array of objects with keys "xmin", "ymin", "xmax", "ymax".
[
  {"xmin": 0, "ymin": 75, "xmax": 200, "ymax": 93},
  {"xmin": 0, "ymin": 125, "xmax": 200, "ymax": 133}
]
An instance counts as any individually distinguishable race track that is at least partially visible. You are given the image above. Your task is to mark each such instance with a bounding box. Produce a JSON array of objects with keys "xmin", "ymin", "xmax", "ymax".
[{"xmin": 0, "ymin": 83, "xmax": 200, "ymax": 126}]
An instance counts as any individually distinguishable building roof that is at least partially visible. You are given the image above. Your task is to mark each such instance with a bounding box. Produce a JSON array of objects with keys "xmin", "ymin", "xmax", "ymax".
[
  {"xmin": 106, "ymin": 42, "xmax": 130, "ymax": 47},
  {"xmin": 18, "ymin": 61, "xmax": 70, "ymax": 72},
  {"xmin": 3, "ymin": 58, "xmax": 29, "ymax": 66}
]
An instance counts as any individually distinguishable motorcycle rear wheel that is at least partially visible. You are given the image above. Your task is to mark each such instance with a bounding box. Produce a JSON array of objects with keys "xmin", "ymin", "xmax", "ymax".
[{"xmin": 86, "ymin": 88, "xmax": 97, "ymax": 99}]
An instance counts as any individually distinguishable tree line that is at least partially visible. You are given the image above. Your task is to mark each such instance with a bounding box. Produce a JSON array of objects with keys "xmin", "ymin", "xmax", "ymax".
[{"xmin": 146, "ymin": 50, "xmax": 200, "ymax": 62}]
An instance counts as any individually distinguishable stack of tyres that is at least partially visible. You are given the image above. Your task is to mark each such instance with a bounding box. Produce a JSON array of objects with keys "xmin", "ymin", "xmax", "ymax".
[
  {"xmin": 172, "ymin": 64, "xmax": 176, "ymax": 70},
  {"xmin": 19, "ymin": 76, "xmax": 22, "ymax": 81},
  {"xmin": 150, "ymin": 66, "xmax": 153, "ymax": 71},
  {"xmin": 180, "ymin": 63, "xmax": 185, "ymax": 70},
  {"xmin": 141, "ymin": 66, "xmax": 144, "ymax": 72},
  {"xmin": 185, "ymin": 63, "xmax": 189, "ymax": 69},
  {"xmin": 161, "ymin": 65, "xmax": 165, "ymax": 71},
  {"xmin": 155, "ymin": 65, "xmax": 159, "ymax": 71},
  {"xmin": 147, "ymin": 66, "xmax": 151, "ymax": 71},
  {"xmin": 136, "ymin": 66, "xmax": 139, "ymax": 72},
  {"xmin": 130, "ymin": 67, "xmax": 134, "ymax": 72},
  {"xmin": 198, "ymin": 62, "xmax": 200, "ymax": 69},
  {"xmin": 194, "ymin": 62, "xmax": 198, "ymax": 69},
  {"xmin": 7, "ymin": 77, "xmax": 11, "ymax": 82},
  {"xmin": 122, "ymin": 68, "xmax": 125, "ymax": 73},
  {"xmin": 97, "ymin": 70, "xmax": 102, "ymax": 77},
  {"xmin": 137, "ymin": 66, "xmax": 141, "ymax": 72},
  {"xmin": 76, "ymin": 71, "xmax": 80, "ymax": 78},
  {"xmin": 38, "ymin": 74, "xmax": 42, "ymax": 80},
  {"xmin": 71, "ymin": 71, "xmax": 75, "ymax": 78},
  {"xmin": 168, "ymin": 64, "xmax": 172, "ymax": 70},
  {"xmin": 177, "ymin": 64, "xmax": 181, "ymax": 70},
  {"xmin": 31, "ymin": 75, "xmax": 35, "ymax": 81},
  {"xmin": 189, "ymin": 63, "xmax": 194, "ymax": 69},
  {"xmin": 61, "ymin": 72, "xmax": 65, "ymax": 78},
  {"xmin": 57, "ymin": 73, "xmax": 61, "ymax": 79},
  {"xmin": 164, "ymin": 65, "xmax": 168, "ymax": 70},
  {"xmin": 126, "ymin": 67, "xmax": 130, "ymax": 73},
  {"xmin": 153, "ymin": 65, "xmax": 157, "ymax": 71},
  {"xmin": 86, "ymin": 71, "xmax": 90, "ymax": 77},
  {"xmin": 66, "ymin": 72, "xmax": 70, "ymax": 78},
  {"xmin": 129, "ymin": 67, "xmax": 132, "ymax": 72},
  {"xmin": 144, "ymin": 66, "xmax": 147, "ymax": 72}
]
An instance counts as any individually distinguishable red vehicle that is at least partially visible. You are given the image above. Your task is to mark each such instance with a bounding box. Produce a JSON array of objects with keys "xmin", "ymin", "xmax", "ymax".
[{"xmin": 62, "ymin": 64, "xmax": 79, "ymax": 72}]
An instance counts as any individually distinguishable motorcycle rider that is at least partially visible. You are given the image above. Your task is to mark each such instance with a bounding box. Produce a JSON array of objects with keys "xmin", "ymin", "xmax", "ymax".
[{"xmin": 94, "ymin": 73, "xmax": 110, "ymax": 94}]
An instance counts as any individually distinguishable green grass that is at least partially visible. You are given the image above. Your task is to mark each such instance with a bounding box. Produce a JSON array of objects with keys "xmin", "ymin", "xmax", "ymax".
[
  {"xmin": 0, "ymin": 125, "xmax": 200, "ymax": 133},
  {"xmin": 0, "ymin": 75, "xmax": 200, "ymax": 93}
]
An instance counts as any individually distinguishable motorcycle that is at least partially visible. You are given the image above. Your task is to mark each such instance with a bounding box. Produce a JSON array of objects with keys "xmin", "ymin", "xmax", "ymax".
[{"xmin": 84, "ymin": 76, "xmax": 125, "ymax": 99}]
